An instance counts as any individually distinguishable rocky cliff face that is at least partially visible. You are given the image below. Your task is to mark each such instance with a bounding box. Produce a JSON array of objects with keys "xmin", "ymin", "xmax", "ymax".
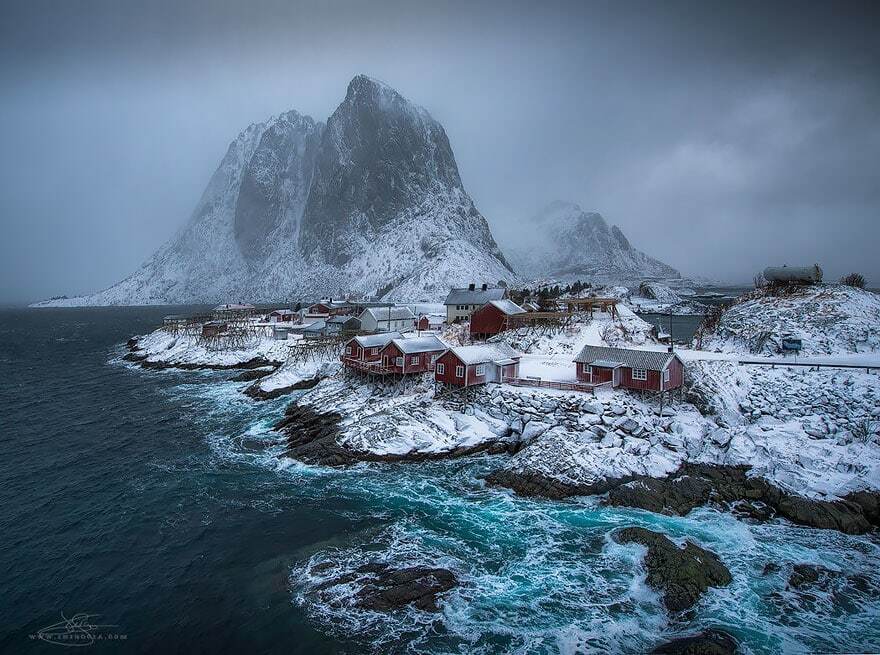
[
  {"xmin": 499, "ymin": 201, "xmax": 679, "ymax": 283},
  {"xmin": 38, "ymin": 76, "xmax": 513, "ymax": 306}
]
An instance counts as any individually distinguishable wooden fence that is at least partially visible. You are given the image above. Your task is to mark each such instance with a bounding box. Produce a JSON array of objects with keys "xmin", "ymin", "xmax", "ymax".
[{"xmin": 505, "ymin": 378, "xmax": 608, "ymax": 394}]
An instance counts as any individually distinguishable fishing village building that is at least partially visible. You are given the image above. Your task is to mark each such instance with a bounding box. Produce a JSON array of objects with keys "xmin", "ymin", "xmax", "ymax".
[
  {"xmin": 469, "ymin": 300, "xmax": 527, "ymax": 339},
  {"xmin": 378, "ymin": 336, "xmax": 447, "ymax": 375},
  {"xmin": 358, "ymin": 306, "xmax": 415, "ymax": 333},
  {"xmin": 341, "ymin": 332, "xmax": 403, "ymax": 371},
  {"xmin": 444, "ymin": 284, "xmax": 507, "ymax": 323},
  {"xmin": 573, "ymin": 345, "xmax": 684, "ymax": 391},
  {"xmin": 434, "ymin": 344, "xmax": 521, "ymax": 387}
]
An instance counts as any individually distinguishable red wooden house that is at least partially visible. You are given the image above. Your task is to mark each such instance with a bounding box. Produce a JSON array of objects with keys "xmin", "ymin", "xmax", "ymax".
[
  {"xmin": 573, "ymin": 345, "xmax": 684, "ymax": 391},
  {"xmin": 378, "ymin": 336, "xmax": 447, "ymax": 375},
  {"xmin": 434, "ymin": 344, "xmax": 521, "ymax": 387},
  {"xmin": 470, "ymin": 300, "xmax": 527, "ymax": 339},
  {"xmin": 341, "ymin": 332, "xmax": 402, "ymax": 372}
]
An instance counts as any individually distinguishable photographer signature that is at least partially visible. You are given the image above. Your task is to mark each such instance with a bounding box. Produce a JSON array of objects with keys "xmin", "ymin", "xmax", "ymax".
[{"xmin": 32, "ymin": 613, "xmax": 125, "ymax": 647}]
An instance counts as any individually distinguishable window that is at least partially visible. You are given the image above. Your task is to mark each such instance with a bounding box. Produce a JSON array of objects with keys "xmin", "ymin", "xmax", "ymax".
[
  {"xmin": 582, "ymin": 363, "xmax": 590, "ymax": 374},
  {"xmin": 663, "ymin": 369, "xmax": 670, "ymax": 382},
  {"xmin": 455, "ymin": 365, "xmax": 464, "ymax": 378},
  {"xmin": 436, "ymin": 363, "xmax": 445, "ymax": 375},
  {"xmin": 475, "ymin": 364, "xmax": 486, "ymax": 376},
  {"xmin": 396, "ymin": 356, "xmax": 404, "ymax": 367},
  {"xmin": 411, "ymin": 356, "xmax": 419, "ymax": 365},
  {"xmin": 371, "ymin": 347, "xmax": 378, "ymax": 355},
  {"xmin": 632, "ymin": 368, "xmax": 647, "ymax": 381},
  {"xmin": 430, "ymin": 354, "xmax": 438, "ymax": 363},
  {"xmin": 345, "ymin": 346, "xmax": 351, "ymax": 355}
]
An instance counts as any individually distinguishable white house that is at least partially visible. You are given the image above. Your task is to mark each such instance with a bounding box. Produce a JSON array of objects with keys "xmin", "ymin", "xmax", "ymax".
[
  {"xmin": 358, "ymin": 306, "xmax": 416, "ymax": 333},
  {"xmin": 443, "ymin": 284, "xmax": 507, "ymax": 323}
]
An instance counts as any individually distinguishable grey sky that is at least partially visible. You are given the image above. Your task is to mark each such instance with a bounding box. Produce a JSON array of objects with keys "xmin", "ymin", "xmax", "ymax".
[{"xmin": 1, "ymin": 0, "xmax": 878, "ymax": 302}]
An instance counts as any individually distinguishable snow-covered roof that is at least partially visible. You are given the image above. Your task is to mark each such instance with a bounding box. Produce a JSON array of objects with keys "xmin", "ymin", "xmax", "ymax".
[
  {"xmin": 574, "ymin": 345, "xmax": 678, "ymax": 371},
  {"xmin": 302, "ymin": 320, "xmax": 327, "ymax": 332},
  {"xmin": 590, "ymin": 359, "xmax": 624, "ymax": 368},
  {"xmin": 486, "ymin": 299, "xmax": 526, "ymax": 315},
  {"xmin": 447, "ymin": 343, "xmax": 520, "ymax": 365},
  {"xmin": 326, "ymin": 315, "xmax": 359, "ymax": 324},
  {"xmin": 444, "ymin": 287, "xmax": 506, "ymax": 305},
  {"xmin": 352, "ymin": 332, "xmax": 402, "ymax": 348},
  {"xmin": 390, "ymin": 335, "xmax": 447, "ymax": 354},
  {"xmin": 360, "ymin": 307, "xmax": 415, "ymax": 322},
  {"xmin": 269, "ymin": 309, "xmax": 295, "ymax": 315}
]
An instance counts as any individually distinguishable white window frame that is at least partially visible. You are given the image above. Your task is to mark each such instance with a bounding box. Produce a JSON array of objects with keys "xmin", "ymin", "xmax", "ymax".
[
  {"xmin": 396, "ymin": 356, "xmax": 404, "ymax": 367},
  {"xmin": 436, "ymin": 363, "xmax": 445, "ymax": 375},
  {"xmin": 411, "ymin": 355, "xmax": 419, "ymax": 365},
  {"xmin": 371, "ymin": 347, "xmax": 378, "ymax": 355},
  {"xmin": 632, "ymin": 368, "xmax": 648, "ymax": 381},
  {"xmin": 663, "ymin": 368, "xmax": 670, "ymax": 382},
  {"xmin": 345, "ymin": 346, "xmax": 351, "ymax": 355},
  {"xmin": 455, "ymin": 365, "xmax": 464, "ymax": 378},
  {"xmin": 475, "ymin": 364, "xmax": 486, "ymax": 376}
]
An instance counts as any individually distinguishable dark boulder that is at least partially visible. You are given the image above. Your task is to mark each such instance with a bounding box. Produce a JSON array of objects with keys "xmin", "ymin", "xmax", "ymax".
[
  {"xmin": 244, "ymin": 375, "xmax": 321, "ymax": 400},
  {"xmin": 122, "ymin": 352, "xmax": 148, "ymax": 362},
  {"xmin": 651, "ymin": 629, "xmax": 738, "ymax": 654},
  {"xmin": 614, "ymin": 527, "xmax": 732, "ymax": 613},
  {"xmin": 311, "ymin": 562, "xmax": 457, "ymax": 613},
  {"xmin": 355, "ymin": 565, "xmax": 457, "ymax": 612},
  {"xmin": 230, "ymin": 368, "xmax": 274, "ymax": 382},
  {"xmin": 842, "ymin": 490, "xmax": 880, "ymax": 528}
]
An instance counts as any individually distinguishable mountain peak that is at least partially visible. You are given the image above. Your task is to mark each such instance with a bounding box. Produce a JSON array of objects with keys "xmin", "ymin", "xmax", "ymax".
[{"xmin": 497, "ymin": 202, "xmax": 679, "ymax": 283}]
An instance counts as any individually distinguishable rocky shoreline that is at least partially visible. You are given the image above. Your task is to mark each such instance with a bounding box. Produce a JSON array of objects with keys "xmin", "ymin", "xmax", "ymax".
[
  {"xmin": 488, "ymin": 463, "xmax": 880, "ymax": 535},
  {"xmin": 273, "ymin": 403, "xmax": 515, "ymax": 466},
  {"xmin": 124, "ymin": 336, "xmax": 282, "ymax": 372}
]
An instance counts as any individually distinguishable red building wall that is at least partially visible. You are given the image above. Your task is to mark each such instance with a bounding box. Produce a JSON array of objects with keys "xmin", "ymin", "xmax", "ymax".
[
  {"xmin": 379, "ymin": 342, "xmax": 443, "ymax": 374},
  {"xmin": 618, "ymin": 367, "xmax": 661, "ymax": 391},
  {"xmin": 575, "ymin": 363, "xmax": 615, "ymax": 384},
  {"xmin": 469, "ymin": 304, "xmax": 506, "ymax": 339}
]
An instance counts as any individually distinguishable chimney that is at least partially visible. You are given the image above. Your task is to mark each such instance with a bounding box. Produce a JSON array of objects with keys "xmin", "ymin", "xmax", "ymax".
[
  {"xmin": 481, "ymin": 283, "xmax": 488, "ymax": 291},
  {"xmin": 468, "ymin": 283, "xmax": 475, "ymax": 291}
]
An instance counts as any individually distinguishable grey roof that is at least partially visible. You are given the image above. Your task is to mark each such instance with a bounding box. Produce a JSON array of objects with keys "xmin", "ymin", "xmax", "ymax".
[
  {"xmin": 486, "ymin": 299, "xmax": 526, "ymax": 315},
  {"xmin": 573, "ymin": 345, "xmax": 678, "ymax": 371},
  {"xmin": 447, "ymin": 343, "xmax": 520, "ymax": 365},
  {"xmin": 327, "ymin": 315, "xmax": 360, "ymax": 325},
  {"xmin": 390, "ymin": 335, "xmax": 447, "ymax": 354},
  {"xmin": 302, "ymin": 320, "xmax": 327, "ymax": 332},
  {"xmin": 352, "ymin": 332, "xmax": 402, "ymax": 348},
  {"xmin": 360, "ymin": 306, "xmax": 415, "ymax": 322},
  {"xmin": 444, "ymin": 287, "xmax": 506, "ymax": 306}
]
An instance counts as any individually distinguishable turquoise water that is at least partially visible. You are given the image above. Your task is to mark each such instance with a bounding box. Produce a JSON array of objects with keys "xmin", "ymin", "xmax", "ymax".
[{"xmin": 1, "ymin": 307, "xmax": 878, "ymax": 653}]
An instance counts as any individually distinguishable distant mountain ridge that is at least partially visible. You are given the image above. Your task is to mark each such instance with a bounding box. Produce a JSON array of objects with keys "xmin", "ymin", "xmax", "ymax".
[
  {"xmin": 36, "ymin": 75, "xmax": 513, "ymax": 306},
  {"xmin": 499, "ymin": 201, "xmax": 679, "ymax": 283}
]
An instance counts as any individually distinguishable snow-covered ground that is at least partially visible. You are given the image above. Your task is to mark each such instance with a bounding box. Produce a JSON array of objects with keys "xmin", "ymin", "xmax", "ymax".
[
  {"xmin": 699, "ymin": 284, "xmax": 880, "ymax": 356},
  {"xmin": 134, "ymin": 329, "xmax": 291, "ymax": 367}
]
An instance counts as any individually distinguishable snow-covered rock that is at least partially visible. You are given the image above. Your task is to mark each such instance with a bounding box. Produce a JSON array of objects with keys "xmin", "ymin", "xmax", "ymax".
[{"xmin": 697, "ymin": 284, "xmax": 880, "ymax": 356}]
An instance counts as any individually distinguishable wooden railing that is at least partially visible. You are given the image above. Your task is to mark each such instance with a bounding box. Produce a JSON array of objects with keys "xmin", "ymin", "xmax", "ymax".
[
  {"xmin": 505, "ymin": 378, "xmax": 609, "ymax": 394},
  {"xmin": 341, "ymin": 357, "xmax": 394, "ymax": 375}
]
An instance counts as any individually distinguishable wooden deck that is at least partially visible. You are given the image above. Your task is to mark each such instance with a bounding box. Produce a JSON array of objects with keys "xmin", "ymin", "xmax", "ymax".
[{"xmin": 341, "ymin": 357, "xmax": 394, "ymax": 375}]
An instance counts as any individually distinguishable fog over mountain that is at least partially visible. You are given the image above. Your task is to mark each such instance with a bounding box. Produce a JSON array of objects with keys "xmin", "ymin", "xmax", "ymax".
[
  {"xmin": 1, "ymin": 1, "xmax": 879, "ymax": 302},
  {"xmin": 36, "ymin": 76, "xmax": 513, "ymax": 305}
]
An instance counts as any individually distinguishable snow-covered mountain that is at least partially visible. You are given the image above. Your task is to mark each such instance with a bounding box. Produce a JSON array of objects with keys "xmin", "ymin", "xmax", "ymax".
[
  {"xmin": 497, "ymin": 201, "xmax": 679, "ymax": 284},
  {"xmin": 36, "ymin": 75, "xmax": 513, "ymax": 306}
]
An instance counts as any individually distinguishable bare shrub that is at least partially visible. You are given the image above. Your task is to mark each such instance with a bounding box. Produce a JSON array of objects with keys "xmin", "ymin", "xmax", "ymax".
[{"xmin": 840, "ymin": 272, "xmax": 866, "ymax": 288}]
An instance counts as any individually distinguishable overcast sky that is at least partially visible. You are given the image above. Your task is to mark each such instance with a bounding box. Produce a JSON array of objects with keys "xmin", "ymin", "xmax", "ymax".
[{"xmin": 1, "ymin": 0, "xmax": 878, "ymax": 302}]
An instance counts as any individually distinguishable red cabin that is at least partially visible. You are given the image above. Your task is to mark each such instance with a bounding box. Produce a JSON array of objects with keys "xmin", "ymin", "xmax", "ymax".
[
  {"xmin": 470, "ymin": 300, "xmax": 527, "ymax": 339},
  {"xmin": 434, "ymin": 344, "xmax": 521, "ymax": 387},
  {"xmin": 341, "ymin": 332, "xmax": 401, "ymax": 372},
  {"xmin": 573, "ymin": 345, "xmax": 684, "ymax": 391},
  {"xmin": 378, "ymin": 336, "xmax": 447, "ymax": 375}
]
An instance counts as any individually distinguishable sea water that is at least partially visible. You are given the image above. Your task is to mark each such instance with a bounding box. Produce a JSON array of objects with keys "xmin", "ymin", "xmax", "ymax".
[{"xmin": 1, "ymin": 307, "xmax": 877, "ymax": 654}]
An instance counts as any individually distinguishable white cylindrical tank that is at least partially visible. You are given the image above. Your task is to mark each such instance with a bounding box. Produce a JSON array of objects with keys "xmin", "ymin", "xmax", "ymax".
[{"xmin": 763, "ymin": 264, "xmax": 823, "ymax": 284}]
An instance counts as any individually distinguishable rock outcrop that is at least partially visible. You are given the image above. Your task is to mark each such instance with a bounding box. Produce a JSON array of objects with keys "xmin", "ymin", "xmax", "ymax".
[{"xmin": 613, "ymin": 527, "xmax": 732, "ymax": 612}]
